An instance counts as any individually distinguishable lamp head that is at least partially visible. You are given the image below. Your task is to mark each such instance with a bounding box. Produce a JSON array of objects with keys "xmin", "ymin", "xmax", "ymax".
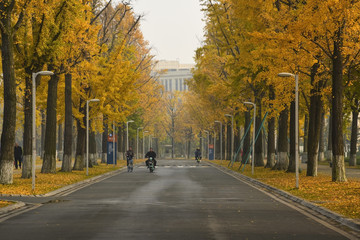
[
  {"xmin": 38, "ymin": 71, "xmax": 54, "ymax": 76},
  {"xmin": 244, "ymin": 101, "xmax": 254, "ymax": 105},
  {"xmin": 225, "ymin": 114, "xmax": 232, "ymax": 117},
  {"xmin": 128, "ymin": 120, "xmax": 134, "ymax": 123},
  {"xmin": 90, "ymin": 99, "xmax": 100, "ymax": 102},
  {"xmin": 278, "ymin": 72, "xmax": 295, "ymax": 78}
]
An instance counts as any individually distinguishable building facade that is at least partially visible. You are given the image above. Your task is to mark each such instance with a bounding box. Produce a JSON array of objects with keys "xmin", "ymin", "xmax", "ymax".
[{"xmin": 153, "ymin": 60, "xmax": 194, "ymax": 92}]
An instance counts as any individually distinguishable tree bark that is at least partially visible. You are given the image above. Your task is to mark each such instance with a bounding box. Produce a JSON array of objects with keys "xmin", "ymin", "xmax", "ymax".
[
  {"xmin": 101, "ymin": 118, "xmax": 108, "ymax": 163},
  {"xmin": 89, "ymin": 129, "xmax": 97, "ymax": 166},
  {"xmin": 302, "ymin": 114, "xmax": 308, "ymax": 163},
  {"xmin": 242, "ymin": 111, "xmax": 251, "ymax": 164},
  {"xmin": 318, "ymin": 112, "xmax": 326, "ymax": 162},
  {"xmin": 42, "ymin": 72, "xmax": 59, "ymax": 173},
  {"xmin": 331, "ymin": 35, "xmax": 347, "ymax": 182},
  {"xmin": 61, "ymin": 73, "xmax": 73, "ymax": 172},
  {"xmin": 226, "ymin": 123, "xmax": 231, "ymax": 160},
  {"xmin": 274, "ymin": 108, "xmax": 289, "ymax": 170},
  {"xmin": 266, "ymin": 86, "xmax": 276, "ymax": 168},
  {"xmin": 326, "ymin": 109, "xmax": 333, "ymax": 161},
  {"xmin": 0, "ymin": 2, "xmax": 17, "ymax": 184},
  {"xmin": 57, "ymin": 123, "xmax": 63, "ymax": 160},
  {"xmin": 22, "ymin": 68, "xmax": 33, "ymax": 178},
  {"xmin": 73, "ymin": 100, "xmax": 86, "ymax": 170},
  {"xmin": 287, "ymin": 101, "xmax": 296, "ymax": 172},
  {"xmin": 349, "ymin": 104, "xmax": 358, "ymax": 166},
  {"xmin": 307, "ymin": 63, "xmax": 322, "ymax": 176},
  {"xmin": 255, "ymin": 100, "xmax": 264, "ymax": 166}
]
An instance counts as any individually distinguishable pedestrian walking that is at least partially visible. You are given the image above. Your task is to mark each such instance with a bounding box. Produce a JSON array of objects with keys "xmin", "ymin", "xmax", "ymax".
[
  {"xmin": 126, "ymin": 146, "xmax": 134, "ymax": 172},
  {"xmin": 14, "ymin": 143, "xmax": 23, "ymax": 169}
]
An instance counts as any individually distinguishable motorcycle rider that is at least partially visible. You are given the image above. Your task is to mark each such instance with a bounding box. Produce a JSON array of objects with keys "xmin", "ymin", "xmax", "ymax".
[
  {"xmin": 195, "ymin": 148, "xmax": 202, "ymax": 161},
  {"xmin": 145, "ymin": 147, "xmax": 157, "ymax": 167}
]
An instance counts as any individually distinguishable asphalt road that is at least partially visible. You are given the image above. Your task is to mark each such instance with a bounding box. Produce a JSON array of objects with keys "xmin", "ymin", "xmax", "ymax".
[{"xmin": 0, "ymin": 160, "xmax": 353, "ymax": 240}]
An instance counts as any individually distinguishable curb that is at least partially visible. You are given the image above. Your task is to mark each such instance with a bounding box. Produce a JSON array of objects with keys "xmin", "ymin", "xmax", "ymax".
[
  {"xmin": 208, "ymin": 161, "xmax": 360, "ymax": 233},
  {"xmin": 0, "ymin": 202, "xmax": 25, "ymax": 215}
]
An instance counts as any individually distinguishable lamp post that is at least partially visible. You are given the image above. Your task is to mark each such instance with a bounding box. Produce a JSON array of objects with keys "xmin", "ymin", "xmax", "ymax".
[
  {"xmin": 215, "ymin": 121, "xmax": 222, "ymax": 162},
  {"xmin": 137, "ymin": 127, "xmax": 143, "ymax": 159},
  {"xmin": 244, "ymin": 102, "xmax": 256, "ymax": 175},
  {"xmin": 278, "ymin": 72, "xmax": 299, "ymax": 189},
  {"xmin": 204, "ymin": 130, "xmax": 209, "ymax": 159},
  {"xmin": 86, "ymin": 98, "xmax": 100, "ymax": 176},
  {"xmin": 143, "ymin": 130, "xmax": 149, "ymax": 158},
  {"xmin": 32, "ymin": 71, "xmax": 54, "ymax": 190},
  {"xmin": 225, "ymin": 114, "xmax": 234, "ymax": 162},
  {"xmin": 126, "ymin": 120, "xmax": 134, "ymax": 151}
]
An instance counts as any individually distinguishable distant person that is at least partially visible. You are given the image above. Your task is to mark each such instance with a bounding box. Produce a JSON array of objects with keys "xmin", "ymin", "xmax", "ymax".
[
  {"xmin": 14, "ymin": 143, "xmax": 23, "ymax": 169},
  {"xmin": 126, "ymin": 146, "xmax": 134, "ymax": 172},
  {"xmin": 145, "ymin": 147, "xmax": 157, "ymax": 167},
  {"xmin": 195, "ymin": 148, "xmax": 202, "ymax": 160}
]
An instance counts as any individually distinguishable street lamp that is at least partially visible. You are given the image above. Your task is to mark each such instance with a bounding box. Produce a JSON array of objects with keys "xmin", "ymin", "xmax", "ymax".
[
  {"xmin": 137, "ymin": 127, "xmax": 143, "ymax": 159},
  {"xmin": 244, "ymin": 101, "xmax": 256, "ymax": 175},
  {"xmin": 143, "ymin": 130, "xmax": 149, "ymax": 158},
  {"xmin": 112, "ymin": 121, "xmax": 116, "ymax": 167},
  {"xmin": 215, "ymin": 121, "xmax": 222, "ymax": 162},
  {"xmin": 32, "ymin": 71, "xmax": 54, "ymax": 190},
  {"xmin": 204, "ymin": 130, "xmax": 209, "ymax": 159},
  {"xmin": 86, "ymin": 98, "xmax": 100, "ymax": 176},
  {"xmin": 225, "ymin": 114, "xmax": 234, "ymax": 162},
  {"xmin": 126, "ymin": 120, "xmax": 134, "ymax": 151},
  {"xmin": 278, "ymin": 72, "xmax": 299, "ymax": 189}
]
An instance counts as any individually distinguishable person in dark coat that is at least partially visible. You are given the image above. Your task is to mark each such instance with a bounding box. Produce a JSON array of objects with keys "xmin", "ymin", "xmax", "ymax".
[
  {"xmin": 145, "ymin": 147, "xmax": 157, "ymax": 167},
  {"xmin": 126, "ymin": 146, "xmax": 134, "ymax": 166},
  {"xmin": 14, "ymin": 143, "xmax": 23, "ymax": 169}
]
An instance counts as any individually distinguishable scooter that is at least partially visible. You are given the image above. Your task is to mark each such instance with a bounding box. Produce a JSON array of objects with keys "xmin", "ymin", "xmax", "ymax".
[
  {"xmin": 148, "ymin": 157, "xmax": 155, "ymax": 173},
  {"xmin": 196, "ymin": 156, "xmax": 201, "ymax": 165}
]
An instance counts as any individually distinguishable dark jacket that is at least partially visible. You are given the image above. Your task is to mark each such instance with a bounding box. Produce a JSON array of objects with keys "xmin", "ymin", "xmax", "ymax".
[
  {"xmin": 126, "ymin": 150, "xmax": 134, "ymax": 160},
  {"xmin": 195, "ymin": 149, "xmax": 201, "ymax": 158},
  {"xmin": 14, "ymin": 146, "xmax": 23, "ymax": 159},
  {"xmin": 145, "ymin": 150, "xmax": 156, "ymax": 159}
]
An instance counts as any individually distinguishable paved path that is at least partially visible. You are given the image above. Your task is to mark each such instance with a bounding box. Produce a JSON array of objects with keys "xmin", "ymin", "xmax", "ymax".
[{"xmin": 0, "ymin": 160, "xmax": 356, "ymax": 239}]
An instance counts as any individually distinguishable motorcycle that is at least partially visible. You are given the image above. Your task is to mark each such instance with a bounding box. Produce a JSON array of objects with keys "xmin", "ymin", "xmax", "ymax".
[{"xmin": 148, "ymin": 157, "xmax": 155, "ymax": 173}]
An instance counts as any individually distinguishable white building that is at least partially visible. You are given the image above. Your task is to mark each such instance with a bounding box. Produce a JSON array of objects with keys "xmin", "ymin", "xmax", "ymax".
[{"xmin": 153, "ymin": 60, "xmax": 195, "ymax": 92}]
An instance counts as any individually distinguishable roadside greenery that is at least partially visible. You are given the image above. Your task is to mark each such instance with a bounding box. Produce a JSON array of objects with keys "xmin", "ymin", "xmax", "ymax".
[{"xmin": 212, "ymin": 160, "xmax": 360, "ymax": 219}]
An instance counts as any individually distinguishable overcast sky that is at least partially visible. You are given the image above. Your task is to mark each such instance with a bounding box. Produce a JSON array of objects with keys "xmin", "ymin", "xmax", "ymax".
[{"xmin": 129, "ymin": 0, "xmax": 205, "ymax": 64}]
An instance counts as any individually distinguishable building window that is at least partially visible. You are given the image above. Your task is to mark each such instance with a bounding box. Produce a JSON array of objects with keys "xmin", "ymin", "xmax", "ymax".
[
  {"xmin": 175, "ymin": 79, "xmax": 178, "ymax": 91},
  {"xmin": 180, "ymin": 79, "xmax": 183, "ymax": 91},
  {"xmin": 169, "ymin": 79, "xmax": 173, "ymax": 91},
  {"xmin": 165, "ymin": 79, "xmax": 168, "ymax": 91}
]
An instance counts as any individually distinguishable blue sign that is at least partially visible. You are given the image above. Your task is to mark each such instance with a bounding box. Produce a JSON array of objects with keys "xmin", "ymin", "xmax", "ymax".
[{"xmin": 107, "ymin": 142, "xmax": 117, "ymax": 164}]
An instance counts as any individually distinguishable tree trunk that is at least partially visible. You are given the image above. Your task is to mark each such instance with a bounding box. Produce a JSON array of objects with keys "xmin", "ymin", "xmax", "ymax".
[
  {"xmin": 57, "ymin": 123, "xmax": 63, "ymax": 161},
  {"xmin": 326, "ymin": 109, "xmax": 333, "ymax": 161},
  {"xmin": 266, "ymin": 86, "xmax": 275, "ymax": 168},
  {"xmin": 62, "ymin": 73, "xmax": 73, "ymax": 172},
  {"xmin": 274, "ymin": 108, "xmax": 289, "ymax": 170},
  {"xmin": 318, "ymin": 112, "xmax": 326, "ymax": 162},
  {"xmin": 101, "ymin": 118, "xmax": 108, "ymax": 163},
  {"xmin": 73, "ymin": 100, "xmax": 86, "ymax": 170},
  {"xmin": 255, "ymin": 100, "xmax": 264, "ymax": 166},
  {"xmin": 287, "ymin": 101, "xmax": 296, "ymax": 172},
  {"xmin": 307, "ymin": 64, "xmax": 323, "ymax": 176},
  {"xmin": 226, "ymin": 123, "xmax": 231, "ymax": 160},
  {"xmin": 349, "ymin": 104, "xmax": 358, "ymax": 166},
  {"xmin": 42, "ymin": 73, "xmax": 59, "ymax": 173},
  {"xmin": 0, "ymin": 6, "xmax": 17, "ymax": 184},
  {"xmin": 331, "ymin": 36, "xmax": 347, "ymax": 182},
  {"xmin": 302, "ymin": 114, "xmax": 308, "ymax": 163},
  {"xmin": 243, "ymin": 111, "xmax": 251, "ymax": 164},
  {"xmin": 22, "ymin": 68, "xmax": 33, "ymax": 178},
  {"xmin": 89, "ymin": 128, "xmax": 98, "ymax": 166},
  {"xmin": 266, "ymin": 116, "xmax": 276, "ymax": 168},
  {"xmin": 41, "ymin": 110, "xmax": 46, "ymax": 156}
]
